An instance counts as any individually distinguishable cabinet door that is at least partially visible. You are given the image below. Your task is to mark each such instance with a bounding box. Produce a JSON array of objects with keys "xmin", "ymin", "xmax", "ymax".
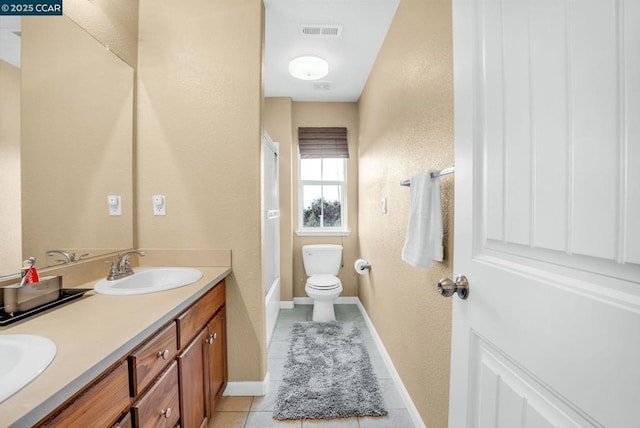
[
  {"xmin": 206, "ymin": 308, "xmax": 227, "ymax": 414},
  {"xmin": 178, "ymin": 327, "xmax": 208, "ymax": 428}
]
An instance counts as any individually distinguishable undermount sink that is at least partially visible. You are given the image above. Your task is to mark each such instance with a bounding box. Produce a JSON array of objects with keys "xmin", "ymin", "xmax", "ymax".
[
  {"xmin": 0, "ymin": 335, "xmax": 56, "ymax": 404},
  {"xmin": 93, "ymin": 267, "xmax": 203, "ymax": 296}
]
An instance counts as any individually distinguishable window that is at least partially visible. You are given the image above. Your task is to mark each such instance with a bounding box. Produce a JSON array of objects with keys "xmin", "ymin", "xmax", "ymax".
[{"xmin": 297, "ymin": 127, "xmax": 348, "ymax": 235}]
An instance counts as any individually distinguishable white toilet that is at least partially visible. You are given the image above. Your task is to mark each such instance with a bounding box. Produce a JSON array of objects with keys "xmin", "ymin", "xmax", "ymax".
[{"xmin": 302, "ymin": 244, "xmax": 344, "ymax": 322}]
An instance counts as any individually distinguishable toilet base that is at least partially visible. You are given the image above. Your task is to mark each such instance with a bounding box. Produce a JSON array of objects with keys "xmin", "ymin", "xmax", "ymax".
[
  {"xmin": 311, "ymin": 299, "xmax": 337, "ymax": 322},
  {"xmin": 305, "ymin": 283, "xmax": 343, "ymax": 322}
]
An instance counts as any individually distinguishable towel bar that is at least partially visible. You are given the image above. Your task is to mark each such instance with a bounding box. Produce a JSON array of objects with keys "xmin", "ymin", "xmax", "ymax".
[{"xmin": 400, "ymin": 167, "xmax": 455, "ymax": 186}]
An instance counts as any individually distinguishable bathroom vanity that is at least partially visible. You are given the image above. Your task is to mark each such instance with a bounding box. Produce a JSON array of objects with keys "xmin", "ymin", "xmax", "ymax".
[{"xmin": 0, "ymin": 256, "xmax": 231, "ymax": 428}]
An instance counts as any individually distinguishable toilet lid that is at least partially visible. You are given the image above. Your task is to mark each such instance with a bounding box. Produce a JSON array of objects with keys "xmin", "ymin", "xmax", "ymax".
[{"xmin": 307, "ymin": 274, "xmax": 341, "ymax": 289}]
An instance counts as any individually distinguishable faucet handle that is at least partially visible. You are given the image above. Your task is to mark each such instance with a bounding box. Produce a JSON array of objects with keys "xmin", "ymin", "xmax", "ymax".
[{"xmin": 104, "ymin": 260, "xmax": 119, "ymax": 280}]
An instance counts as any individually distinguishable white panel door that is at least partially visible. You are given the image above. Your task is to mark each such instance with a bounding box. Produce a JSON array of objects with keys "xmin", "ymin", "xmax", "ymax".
[{"xmin": 451, "ymin": 1, "xmax": 640, "ymax": 427}]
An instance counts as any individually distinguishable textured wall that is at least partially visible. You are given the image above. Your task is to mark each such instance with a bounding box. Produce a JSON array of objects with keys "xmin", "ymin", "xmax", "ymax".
[
  {"xmin": 263, "ymin": 98, "xmax": 294, "ymax": 301},
  {"xmin": 0, "ymin": 60, "xmax": 21, "ymax": 274},
  {"xmin": 291, "ymin": 102, "xmax": 360, "ymax": 298},
  {"xmin": 64, "ymin": 0, "xmax": 139, "ymax": 67},
  {"xmin": 137, "ymin": 0, "xmax": 266, "ymax": 382},
  {"xmin": 358, "ymin": 1, "xmax": 454, "ymax": 426}
]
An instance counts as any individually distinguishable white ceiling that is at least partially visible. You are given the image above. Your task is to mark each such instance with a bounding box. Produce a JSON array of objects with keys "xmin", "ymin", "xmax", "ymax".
[{"xmin": 263, "ymin": 0, "xmax": 400, "ymax": 102}]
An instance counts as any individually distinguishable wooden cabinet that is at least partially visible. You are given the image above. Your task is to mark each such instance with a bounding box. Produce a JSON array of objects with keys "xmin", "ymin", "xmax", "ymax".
[
  {"xmin": 177, "ymin": 281, "xmax": 227, "ymax": 427},
  {"xmin": 112, "ymin": 411, "xmax": 132, "ymax": 428},
  {"xmin": 131, "ymin": 361, "xmax": 180, "ymax": 428},
  {"xmin": 178, "ymin": 328, "xmax": 208, "ymax": 428},
  {"xmin": 207, "ymin": 307, "xmax": 227, "ymax": 413},
  {"xmin": 176, "ymin": 281, "xmax": 225, "ymax": 349},
  {"xmin": 129, "ymin": 322, "xmax": 178, "ymax": 396},
  {"xmin": 36, "ymin": 279, "xmax": 227, "ymax": 428},
  {"xmin": 38, "ymin": 361, "xmax": 130, "ymax": 428}
]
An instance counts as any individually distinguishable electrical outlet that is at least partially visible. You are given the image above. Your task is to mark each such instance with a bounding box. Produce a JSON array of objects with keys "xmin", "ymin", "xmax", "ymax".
[
  {"xmin": 153, "ymin": 195, "xmax": 166, "ymax": 216},
  {"xmin": 107, "ymin": 195, "xmax": 121, "ymax": 216}
]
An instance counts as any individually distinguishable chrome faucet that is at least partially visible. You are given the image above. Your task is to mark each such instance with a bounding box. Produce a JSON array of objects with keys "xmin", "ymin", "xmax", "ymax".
[{"xmin": 105, "ymin": 250, "xmax": 146, "ymax": 280}]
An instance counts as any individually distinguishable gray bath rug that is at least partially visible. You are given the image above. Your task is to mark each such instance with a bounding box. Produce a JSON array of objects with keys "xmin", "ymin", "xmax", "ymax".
[{"xmin": 273, "ymin": 321, "xmax": 388, "ymax": 420}]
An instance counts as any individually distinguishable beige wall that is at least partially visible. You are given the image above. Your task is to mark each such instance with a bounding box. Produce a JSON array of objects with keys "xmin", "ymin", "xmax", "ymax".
[
  {"xmin": 291, "ymin": 102, "xmax": 360, "ymax": 297},
  {"xmin": 64, "ymin": 0, "xmax": 139, "ymax": 67},
  {"xmin": 21, "ymin": 16, "xmax": 134, "ymax": 269},
  {"xmin": 263, "ymin": 98, "xmax": 294, "ymax": 301},
  {"xmin": 0, "ymin": 60, "xmax": 21, "ymax": 274},
  {"xmin": 358, "ymin": 1, "xmax": 454, "ymax": 426},
  {"xmin": 136, "ymin": 0, "xmax": 266, "ymax": 382}
]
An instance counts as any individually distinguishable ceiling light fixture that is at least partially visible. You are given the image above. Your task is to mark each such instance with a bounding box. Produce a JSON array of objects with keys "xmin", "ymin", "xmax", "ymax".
[{"xmin": 288, "ymin": 55, "xmax": 329, "ymax": 81}]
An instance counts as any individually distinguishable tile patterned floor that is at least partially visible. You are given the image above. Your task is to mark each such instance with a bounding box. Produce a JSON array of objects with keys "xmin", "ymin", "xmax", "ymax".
[{"xmin": 209, "ymin": 304, "xmax": 414, "ymax": 428}]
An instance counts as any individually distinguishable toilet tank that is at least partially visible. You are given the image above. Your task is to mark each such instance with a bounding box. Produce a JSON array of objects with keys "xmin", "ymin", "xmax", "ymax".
[{"xmin": 302, "ymin": 244, "xmax": 343, "ymax": 276}]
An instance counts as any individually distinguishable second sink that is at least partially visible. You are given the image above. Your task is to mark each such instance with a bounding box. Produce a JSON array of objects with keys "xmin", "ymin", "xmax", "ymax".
[
  {"xmin": 94, "ymin": 267, "xmax": 203, "ymax": 296},
  {"xmin": 0, "ymin": 335, "xmax": 56, "ymax": 404}
]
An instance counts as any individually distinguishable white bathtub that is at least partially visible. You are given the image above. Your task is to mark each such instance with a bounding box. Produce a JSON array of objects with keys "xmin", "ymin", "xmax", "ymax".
[{"xmin": 265, "ymin": 277, "xmax": 280, "ymax": 345}]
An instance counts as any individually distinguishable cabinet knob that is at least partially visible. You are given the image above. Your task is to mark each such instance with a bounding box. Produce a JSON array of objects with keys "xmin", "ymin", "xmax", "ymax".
[
  {"xmin": 161, "ymin": 407, "xmax": 172, "ymax": 418},
  {"xmin": 206, "ymin": 333, "xmax": 217, "ymax": 344},
  {"xmin": 157, "ymin": 349, "xmax": 170, "ymax": 360}
]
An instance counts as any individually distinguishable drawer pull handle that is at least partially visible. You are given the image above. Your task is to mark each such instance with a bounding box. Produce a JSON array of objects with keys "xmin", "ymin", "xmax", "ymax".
[
  {"xmin": 161, "ymin": 407, "xmax": 172, "ymax": 418},
  {"xmin": 157, "ymin": 349, "xmax": 170, "ymax": 360}
]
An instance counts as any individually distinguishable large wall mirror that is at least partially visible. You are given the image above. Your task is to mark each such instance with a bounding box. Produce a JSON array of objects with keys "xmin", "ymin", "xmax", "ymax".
[{"xmin": 0, "ymin": 13, "xmax": 135, "ymax": 277}]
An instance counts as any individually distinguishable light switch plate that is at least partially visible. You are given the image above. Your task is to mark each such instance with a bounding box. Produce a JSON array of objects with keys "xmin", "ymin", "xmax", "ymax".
[{"xmin": 381, "ymin": 197, "xmax": 387, "ymax": 215}]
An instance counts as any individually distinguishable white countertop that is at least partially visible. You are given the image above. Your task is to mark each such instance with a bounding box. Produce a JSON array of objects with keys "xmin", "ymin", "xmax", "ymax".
[{"xmin": 0, "ymin": 266, "xmax": 231, "ymax": 427}]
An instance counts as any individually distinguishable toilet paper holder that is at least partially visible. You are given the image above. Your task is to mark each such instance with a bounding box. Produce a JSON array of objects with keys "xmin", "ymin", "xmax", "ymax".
[{"xmin": 354, "ymin": 259, "xmax": 371, "ymax": 274}]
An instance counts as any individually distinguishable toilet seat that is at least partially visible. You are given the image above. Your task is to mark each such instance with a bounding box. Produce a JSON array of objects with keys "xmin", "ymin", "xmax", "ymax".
[{"xmin": 306, "ymin": 274, "xmax": 341, "ymax": 290}]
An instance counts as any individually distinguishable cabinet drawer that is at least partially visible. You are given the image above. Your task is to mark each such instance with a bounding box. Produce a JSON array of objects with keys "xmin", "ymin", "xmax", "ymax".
[
  {"xmin": 132, "ymin": 361, "xmax": 180, "ymax": 428},
  {"xmin": 40, "ymin": 361, "xmax": 130, "ymax": 427},
  {"xmin": 112, "ymin": 411, "xmax": 132, "ymax": 428},
  {"xmin": 177, "ymin": 280, "xmax": 225, "ymax": 348},
  {"xmin": 129, "ymin": 322, "xmax": 178, "ymax": 396}
]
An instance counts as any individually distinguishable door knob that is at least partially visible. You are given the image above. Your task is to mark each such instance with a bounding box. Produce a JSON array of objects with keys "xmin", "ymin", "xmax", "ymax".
[{"xmin": 437, "ymin": 275, "xmax": 469, "ymax": 299}]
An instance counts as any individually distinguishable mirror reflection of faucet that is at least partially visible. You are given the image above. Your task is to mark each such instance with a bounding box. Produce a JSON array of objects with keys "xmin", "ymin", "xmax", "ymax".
[
  {"xmin": 105, "ymin": 250, "xmax": 146, "ymax": 281},
  {"xmin": 46, "ymin": 250, "xmax": 89, "ymax": 265}
]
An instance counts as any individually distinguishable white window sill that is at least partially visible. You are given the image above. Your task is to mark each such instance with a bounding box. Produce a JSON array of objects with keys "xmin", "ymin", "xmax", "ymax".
[{"xmin": 296, "ymin": 229, "xmax": 351, "ymax": 237}]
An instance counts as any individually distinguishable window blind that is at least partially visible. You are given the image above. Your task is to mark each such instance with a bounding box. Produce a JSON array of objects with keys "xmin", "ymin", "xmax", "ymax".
[{"xmin": 298, "ymin": 127, "xmax": 349, "ymax": 159}]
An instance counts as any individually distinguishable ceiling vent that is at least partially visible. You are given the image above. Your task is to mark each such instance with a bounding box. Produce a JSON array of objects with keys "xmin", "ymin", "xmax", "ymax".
[
  {"xmin": 300, "ymin": 25, "xmax": 343, "ymax": 37},
  {"xmin": 312, "ymin": 81, "xmax": 332, "ymax": 91}
]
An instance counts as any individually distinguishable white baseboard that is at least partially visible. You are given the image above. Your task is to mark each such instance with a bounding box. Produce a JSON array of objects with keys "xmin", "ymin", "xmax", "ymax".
[
  {"xmin": 280, "ymin": 301, "xmax": 294, "ymax": 309},
  {"xmin": 291, "ymin": 296, "xmax": 359, "ymax": 305},
  {"xmin": 355, "ymin": 300, "xmax": 426, "ymax": 428},
  {"xmin": 223, "ymin": 372, "xmax": 269, "ymax": 396}
]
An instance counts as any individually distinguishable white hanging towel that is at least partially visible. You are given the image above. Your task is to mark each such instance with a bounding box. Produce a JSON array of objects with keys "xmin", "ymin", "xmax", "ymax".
[{"xmin": 401, "ymin": 169, "xmax": 443, "ymax": 268}]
